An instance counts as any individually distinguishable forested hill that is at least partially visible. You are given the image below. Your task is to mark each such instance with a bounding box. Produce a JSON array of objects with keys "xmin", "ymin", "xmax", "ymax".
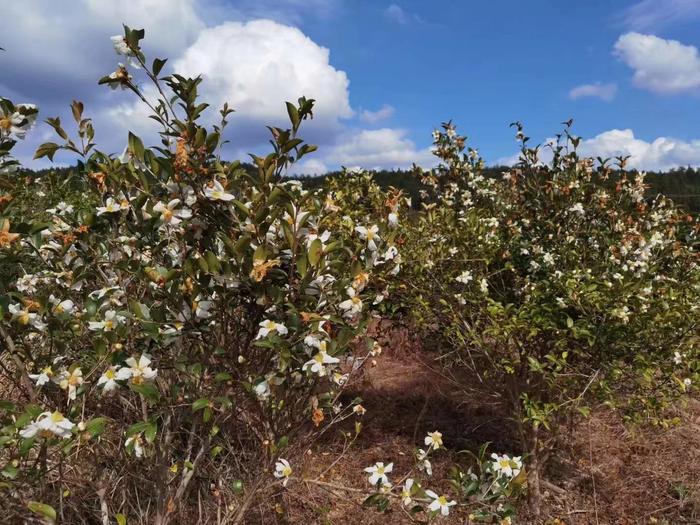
[{"xmin": 12, "ymin": 164, "xmax": 700, "ymax": 212}]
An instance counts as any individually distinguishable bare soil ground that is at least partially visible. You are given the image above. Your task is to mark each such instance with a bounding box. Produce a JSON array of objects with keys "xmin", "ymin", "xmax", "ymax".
[{"xmin": 282, "ymin": 322, "xmax": 700, "ymax": 525}]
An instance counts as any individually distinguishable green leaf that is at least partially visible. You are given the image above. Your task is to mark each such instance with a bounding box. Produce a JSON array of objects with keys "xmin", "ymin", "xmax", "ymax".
[
  {"xmin": 33, "ymin": 143, "xmax": 60, "ymax": 161},
  {"xmin": 144, "ymin": 421, "xmax": 157, "ymax": 443},
  {"xmin": 192, "ymin": 398, "xmax": 210, "ymax": 412},
  {"xmin": 116, "ymin": 514, "xmax": 127, "ymax": 525},
  {"xmin": 84, "ymin": 417, "xmax": 108, "ymax": 438},
  {"xmin": 308, "ymin": 239, "xmax": 323, "ymax": 266},
  {"xmin": 130, "ymin": 383, "xmax": 160, "ymax": 402},
  {"xmin": 27, "ymin": 501, "xmax": 56, "ymax": 523},
  {"xmin": 152, "ymin": 58, "xmax": 167, "ymax": 77},
  {"xmin": 128, "ymin": 132, "xmax": 145, "ymax": 162},
  {"xmin": 286, "ymin": 102, "xmax": 300, "ymax": 130}
]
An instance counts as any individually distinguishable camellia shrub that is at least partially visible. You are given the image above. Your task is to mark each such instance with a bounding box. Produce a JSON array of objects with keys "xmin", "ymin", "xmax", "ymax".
[
  {"xmin": 0, "ymin": 28, "xmax": 402, "ymax": 523},
  {"xmin": 404, "ymin": 122, "xmax": 700, "ymax": 513}
]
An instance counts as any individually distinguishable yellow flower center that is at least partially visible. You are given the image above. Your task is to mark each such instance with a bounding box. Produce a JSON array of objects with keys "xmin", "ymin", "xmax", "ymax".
[
  {"xmin": 162, "ymin": 209, "xmax": 173, "ymax": 221},
  {"xmin": 0, "ymin": 117, "xmax": 11, "ymax": 131},
  {"xmin": 438, "ymin": 496, "xmax": 448, "ymax": 505},
  {"xmin": 377, "ymin": 466, "xmax": 385, "ymax": 474},
  {"xmin": 104, "ymin": 320, "xmax": 115, "ymax": 330},
  {"xmin": 499, "ymin": 459, "xmax": 510, "ymax": 469},
  {"xmin": 105, "ymin": 369, "xmax": 115, "ymax": 379},
  {"xmin": 282, "ymin": 466, "xmax": 292, "ymax": 477},
  {"xmin": 265, "ymin": 321, "xmax": 277, "ymax": 330},
  {"xmin": 18, "ymin": 312, "xmax": 30, "ymax": 325},
  {"xmin": 351, "ymin": 296, "xmax": 361, "ymax": 305},
  {"xmin": 50, "ymin": 412, "xmax": 65, "ymax": 423}
]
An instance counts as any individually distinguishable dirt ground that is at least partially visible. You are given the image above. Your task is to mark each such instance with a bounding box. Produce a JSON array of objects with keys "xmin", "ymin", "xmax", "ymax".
[{"xmin": 282, "ymin": 322, "xmax": 700, "ymax": 525}]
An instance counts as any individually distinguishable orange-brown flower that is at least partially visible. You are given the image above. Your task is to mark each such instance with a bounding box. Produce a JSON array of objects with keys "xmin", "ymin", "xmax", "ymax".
[
  {"xmin": 311, "ymin": 408, "xmax": 324, "ymax": 427},
  {"xmin": 0, "ymin": 220, "xmax": 19, "ymax": 247},
  {"xmin": 250, "ymin": 258, "xmax": 280, "ymax": 282}
]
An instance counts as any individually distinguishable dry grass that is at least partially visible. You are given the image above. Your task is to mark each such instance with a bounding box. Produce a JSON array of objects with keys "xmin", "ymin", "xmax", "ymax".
[{"xmin": 278, "ymin": 322, "xmax": 700, "ymax": 525}]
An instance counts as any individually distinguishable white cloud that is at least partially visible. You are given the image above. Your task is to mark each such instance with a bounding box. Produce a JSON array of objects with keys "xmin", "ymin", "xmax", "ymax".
[
  {"xmin": 614, "ymin": 32, "xmax": 700, "ymax": 94},
  {"xmin": 359, "ymin": 104, "xmax": 395, "ymax": 124},
  {"xmin": 497, "ymin": 129, "xmax": 700, "ymax": 171},
  {"xmin": 1, "ymin": 0, "xmax": 204, "ymax": 85},
  {"xmin": 385, "ymin": 4, "xmax": 409, "ymax": 24},
  {"xmin": 101, "ymin": 19, "xmax": 354, "ymax": 150},
  {"xmin": 4, "ymin": 0, "xmax": 436, "ymax": 174},
  {"xmin": 292, "ymin": 128, "xmax": 435, "ymax": 174},
  {"xmin": 203, "ymin": 0, "xmax": 340, "ymax": 25},
  {"xmin": 173, "ymin": 20, "xmax": 352, "ymax": 127},
  {"xmin": 620, "ymin": 0, "xmax": 700, "ymax": 30},
  {"xmin": 384, "ymin": 4, "xmax": 422, "ymax": 24},
  {"xmin": 569, "ymin": 82, "xmax": 617, "ymax": 101}
]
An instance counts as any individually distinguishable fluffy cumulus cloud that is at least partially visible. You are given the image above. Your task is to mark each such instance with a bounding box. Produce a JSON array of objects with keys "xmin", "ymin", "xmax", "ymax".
[
  {"xmin": 614, "ymin": 33, "xmax": 700, "ymax": 93},
  {"xmin": 3, "ymin": 0, "xmax": 435, "ymax": 172},
  {"xmin": 1, "ymin": 0, "xmax": 203, "ymax": 92},
  {"xmin": 292, "ymin": 128, "xmax": 436, "ymax": 174},
  {"xmin": 619, "ymin": 0, "xmax": 700, "ymax": 30},
  {"xmin": 173, "ymin": 20, "xmax": 352, "ymax": 128},
  {"xmin": 497, "ymin": 129, "xmax": 700, "ymax": 171},
  {"xmin": 568, "ymin": 83, "xmax": 617, "ymax": 101},
  {"xmin": 359, "ymin": 104, "xmax": 395, "ymax": 124},
  {"xmin": 579, "ymin": 129, "xmax": 700, "ymax": 170}
]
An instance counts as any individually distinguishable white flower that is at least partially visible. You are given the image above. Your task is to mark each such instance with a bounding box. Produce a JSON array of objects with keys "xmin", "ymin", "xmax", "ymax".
[
  {"xmin": 303, "ymin": 349, "xmax": 340, "ymax": 377},
  {"xmin": 8, "ymin": 303, "xmax": 46, "ymax": 330},
  {"xmin": 673, "ymin": 351, "xmax": 684, "ymax": 365},
  {"xmin": 339, "ymin": 287, "xmax": 363, "ymax": 317},
  {"xmin": 253, "ymin": 379, "xmax": 270, "ymax": 400},
  {"xmin": 456, "ymin": 270, "xmax": 472, "ymax": 284},
  {"xmin": 256, "ymin": 319, "xmax": 289, "ymax": 339},
  {"xmin": 425, "ymin": 490, "xmax": 456, "ymax": 517},
  {"xmin": 116, "ymin": 355, "xmax": 157, "ymax": 385},
  {"xmin": 20, "ymin": 411, "xmax": 74, "ymax": 439},
  {"xmin": 480, "ymin": 278, "xmax": 489, "ymax": 294},
  {"xmin": 401, "ymin": 478, "xmax": 414, "ymax": 506},
  {"xmin": 96, "ymin": 197, "xmax": 128, "ymax": 215},
  {"xmin": 683, "ymin": 378, "xmax": 692, "ymax": 390},
  {"xmin": 192, "ymin": 297, "xmax": 213, "ymax": 319},
  {"xmin": 29, "ymin": 366, "xmax": 54, "ymax": 387},
  {"xmin": 125, "ymin": 434, "xmax": 145, "ymax": 458},
  {"xmin": 424, "ymin": 430, "xmax": 443, "ymax": 450},
  {"xmin": 363, "ymin": 462, "xmax": 393, "ymax": 486},
  {"xmin": 153, "ymin": 199, "xmax": 192, "ymax": 226},
  {"xmin": 57, "ymin": 368, "xmax": 84, "ymax": 401},
  {"xmin": 388, "ymin": 212, "xmax": 399, "ymax": 228},
  {"xmin": 569, "ymin": 202, "xmax": 585, "ymax": 215},
  {"xmin": 204, "ymin": 180, "xmax": 235, "ymax": 201},
  {"xmin": 97, "ymin": 366, "xmax": 120, "ymax": 393},
  {"xmin": 355, "ymin": 224, "xmax": 380, "ymax": 251},
  {"xmin": 50, "ymin": 296, "xmax": 75, "ymax": 316},
  {"xmin": 0, "ymin": 104, "xmax": 37, "ymax": 139},
  {"xmin": 416, "ymin": 449, "xmax": 433, "ymax": 476},
  {"xmin": 274, "ymin": 458, "xmax": 292, "ymax": 487},
  {"xmin": 88, "ymin": 309, "xmax": 125, "ymax": 331},
  {"xmin": 491, "ymin": 453, "xmax": 522, "ymax": 478}
]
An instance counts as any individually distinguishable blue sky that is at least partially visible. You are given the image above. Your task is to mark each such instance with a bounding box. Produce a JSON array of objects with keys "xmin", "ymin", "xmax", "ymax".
[{"xmin": 3, "ymin": 0, "xmax": 700, "ymax": 172}]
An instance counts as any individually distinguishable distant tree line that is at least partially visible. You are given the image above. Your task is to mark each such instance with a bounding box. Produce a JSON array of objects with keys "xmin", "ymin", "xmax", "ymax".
[{"xmin": 11, "ymin": 164, "xmax": 700, "ymax": 212}]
